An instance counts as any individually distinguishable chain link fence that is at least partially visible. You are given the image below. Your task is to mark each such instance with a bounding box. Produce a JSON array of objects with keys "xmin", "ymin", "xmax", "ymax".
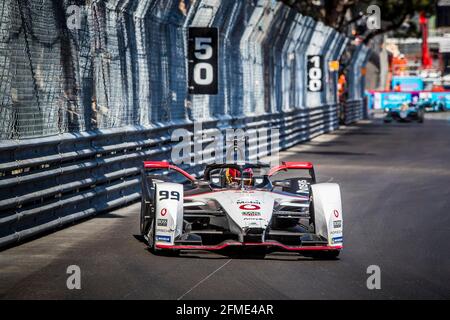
[
  {"xmin": 0, "ymin": 0, "xmax": 190, "ymax": 139},
  {"xmin": 0, "ymin": 0, "xmax": 367, "ymax": 140}
]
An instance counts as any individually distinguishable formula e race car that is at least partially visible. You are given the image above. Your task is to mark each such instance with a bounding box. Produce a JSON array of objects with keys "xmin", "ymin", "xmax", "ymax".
[
  {"xmin": 384, "ymin": 102, "xmax": 424, "ymax": 123},
  {"xmin": 418, "ymin": 99, "xmax": 446, "ymax": 112},
  {"xmin": 140, "ymin": 161, "xmax": 343, "ymax": 259}
]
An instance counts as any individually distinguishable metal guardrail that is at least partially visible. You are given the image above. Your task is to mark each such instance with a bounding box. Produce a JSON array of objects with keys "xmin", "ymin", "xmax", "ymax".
[
  {"xmin": 342, "ymin": 100, "xmax": 365, "ymax": 125},
  {"xmin": 0, "ymin": 104, "xmax": 338, "ymax": 247}
]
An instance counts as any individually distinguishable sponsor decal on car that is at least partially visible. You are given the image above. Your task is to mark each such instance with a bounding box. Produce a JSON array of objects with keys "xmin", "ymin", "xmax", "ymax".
[
  {"xmin": 160, "ymin": 208, "xmax": 168, "ymax": 216},
  {"xmin": 236, "ymin": 199, "xmax": 261, "ymax": 205},
  {"xmin": 239, "ymin": 204, "xmax": 261, "ymax": 210},
  {"xmin": 241, "ymin": 212, "xmax": 261, "ymax": 216},
  {"xmin": 333, "ymin": 220, "xmax": 342, "ymax": 228},
  {"xmin": 332, "ymin": 236, "xmax": 343, "ymax": 244},
  {"xmin": 243, "ymin": 217, "xmax": 264, "ymax": 221},
  {"xmin": 156, "ymin": 235, "xmax": 171, "ymax": 243},
  {"xmin": 234, "ymin": 190, "xmax": 256, "ymax": 194},
  {"xmin": 237, "ymin": 199, "xmax": 262, "ymax": 212},
  {"xmin": 157, "ymin": 219, "xmax": 168, "ymax": 227},
  {"xmin": 333, "ymin": 209, "xmax": 339, "ymax": 218}
]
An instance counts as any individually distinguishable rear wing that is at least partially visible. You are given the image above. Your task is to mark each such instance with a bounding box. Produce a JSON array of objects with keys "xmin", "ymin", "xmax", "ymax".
[
  {"xmin": 268, "ymin": 162, "xmax": 316, "ymax": 182},
  {"xmin": 143, "ymin": 161, "xmax": 196, "ymax": 182}
]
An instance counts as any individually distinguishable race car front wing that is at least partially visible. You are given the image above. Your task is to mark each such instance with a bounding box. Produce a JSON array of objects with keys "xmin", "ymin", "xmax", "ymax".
[{"xmin": 155, "ymin": 240, "xmax": 342, "ymax": 252}]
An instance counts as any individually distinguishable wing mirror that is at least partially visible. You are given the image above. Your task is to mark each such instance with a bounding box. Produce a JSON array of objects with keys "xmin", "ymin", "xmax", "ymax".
[
  {"xmin": 272, "ymin": 180, "xmax": 290, "ymax": 188},
  {"xmin": 193, "ymin": 180, "xmax": 211, "ymax": 187}
]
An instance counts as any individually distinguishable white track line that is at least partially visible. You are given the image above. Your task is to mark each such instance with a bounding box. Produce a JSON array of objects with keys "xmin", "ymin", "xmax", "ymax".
[{"xmin": 177, "ymin": 259, "xmax": 232, "ymax": 300}]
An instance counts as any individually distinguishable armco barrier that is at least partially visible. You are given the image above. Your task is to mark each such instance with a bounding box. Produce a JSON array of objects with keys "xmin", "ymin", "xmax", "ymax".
[
  {"xmin": 342, "ymin": 100, "xmax": 365, "ymax": 125},
  {"xmin": 0, "ymin": 105, "xmax": 338, "ymax": 247},
  {"xmin": 0, "ymin": 0, "xmax": 369, "ymax": 247}
]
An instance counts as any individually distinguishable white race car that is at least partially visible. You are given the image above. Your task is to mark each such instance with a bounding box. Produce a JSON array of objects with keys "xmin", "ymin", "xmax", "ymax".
[{"xmin": 140, "ymin": 161, "xmax": 343, "ymax": 259}]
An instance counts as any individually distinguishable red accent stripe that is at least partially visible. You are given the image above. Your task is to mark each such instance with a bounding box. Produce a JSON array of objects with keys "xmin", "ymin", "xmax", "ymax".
[
  {"xmin": 269, "ymin": 161, "xmax": 314, "ymax": 176},
  {"xmin": 156, "ymin": 242, "xmax": 342, "ymax": 252},
  {"xmin": 144, "ymin": 161, "xmax": 196, "ymax": 181},
  {"xmin": 144, "ymin": 161, "xmax": 170, "ymax": 169}
]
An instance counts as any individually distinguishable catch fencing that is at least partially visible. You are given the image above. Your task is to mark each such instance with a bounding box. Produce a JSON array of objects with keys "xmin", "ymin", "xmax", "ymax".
[
  {"xmin": 344, "ymin": 44, "xmax": 370, "ymax": 124},
  {"xmin": 0, "ymin": 0, "xmax": 369, "ymax": 247}
]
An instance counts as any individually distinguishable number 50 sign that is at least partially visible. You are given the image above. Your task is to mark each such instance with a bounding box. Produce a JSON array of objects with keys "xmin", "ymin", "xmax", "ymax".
[{"xmin": 188, "ymin": 28, "xmax": 219, "ymax": 95}]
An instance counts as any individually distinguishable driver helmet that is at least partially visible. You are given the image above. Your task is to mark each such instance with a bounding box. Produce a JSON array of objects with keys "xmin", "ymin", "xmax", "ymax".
[
  {"xmin": 224, "ymin": 168, "xmax": 254, "ymax": 186},
  {"xmin": 242, "ymin": 168, "xmax": 254, "ymax": 186},
  {"xmin": 225, "ymin": 168, "xmax": 240, "ymax": 184}
]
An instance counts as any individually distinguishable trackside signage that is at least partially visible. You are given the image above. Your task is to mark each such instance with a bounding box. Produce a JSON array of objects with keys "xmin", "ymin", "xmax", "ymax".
[
  {"xmin": 188, "ymin": 27, "xmax": 219, "ymax": 95},
  {"xmin": 307, "ymin": 54, "xmax": 323, "ymax": 92}
]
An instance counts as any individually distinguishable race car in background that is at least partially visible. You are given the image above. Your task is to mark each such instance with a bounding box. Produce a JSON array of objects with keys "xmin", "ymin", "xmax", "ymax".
[
  {"xmin": 140, "ymin": 161, "xmax": 343, "ymax": 259},
  {"xmin": 384, "ymin": 102, "xmax": 424, "ymax": 123},
  {"xmin": 418, "ymin": 98, "xmax": 446, "ymax": 112}
]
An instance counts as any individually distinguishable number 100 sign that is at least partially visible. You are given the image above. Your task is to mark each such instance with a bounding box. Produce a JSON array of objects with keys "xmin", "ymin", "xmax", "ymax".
[
  {"xmin": 307, "ymin": 55, "xmax": 323, "ymax": 92},
  {"xmin": 188, "ymin": 27, "xmax": 218, "ymax": 95}
]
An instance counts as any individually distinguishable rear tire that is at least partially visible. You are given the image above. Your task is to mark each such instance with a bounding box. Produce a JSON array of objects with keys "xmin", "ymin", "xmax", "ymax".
[
  {"xmin": 147, "ymin": 219, "xmax": 156, "ymax": 251},
  {"xmin": 140, "ymin": 197, "xmax": 149, "ymax": 235},
  {"xmin": 140, "ymin": 176, "xmax": 154, "ymax": 235}
]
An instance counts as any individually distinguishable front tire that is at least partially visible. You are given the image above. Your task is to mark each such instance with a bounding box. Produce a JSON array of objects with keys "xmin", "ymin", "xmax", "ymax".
[
  {"xmin": 147, "ymin": 219, "xmax": 156, "ymax": 251},
  {"xmin": 140, "ymin": 175, "xmax": 154, "ymax": 235},
  {"xmin": 140, "ymin": 199, "xmax": 157, "ymax": 252}
]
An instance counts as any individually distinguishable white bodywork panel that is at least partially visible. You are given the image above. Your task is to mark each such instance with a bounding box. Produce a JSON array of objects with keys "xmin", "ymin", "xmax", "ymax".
[
  {"xmin": 153, "ymin": 182, "xmax": 343, "ymax": 247},
  {"xmin": 185, "ymin": 190, "xmax": 309, "ymax": 236},
  {"xmin": 154, "ymin": 183, "xmax": 184, "ymax": 246},
  {"xmin": 311, "ymin": 183, "xmax": 343, "ymax": 247}
]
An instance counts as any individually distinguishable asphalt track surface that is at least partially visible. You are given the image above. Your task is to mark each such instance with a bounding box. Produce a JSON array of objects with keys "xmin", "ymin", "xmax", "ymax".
[{"xmin": 1, "ymin": 113, "xmax": 449, "ymax": 300}]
